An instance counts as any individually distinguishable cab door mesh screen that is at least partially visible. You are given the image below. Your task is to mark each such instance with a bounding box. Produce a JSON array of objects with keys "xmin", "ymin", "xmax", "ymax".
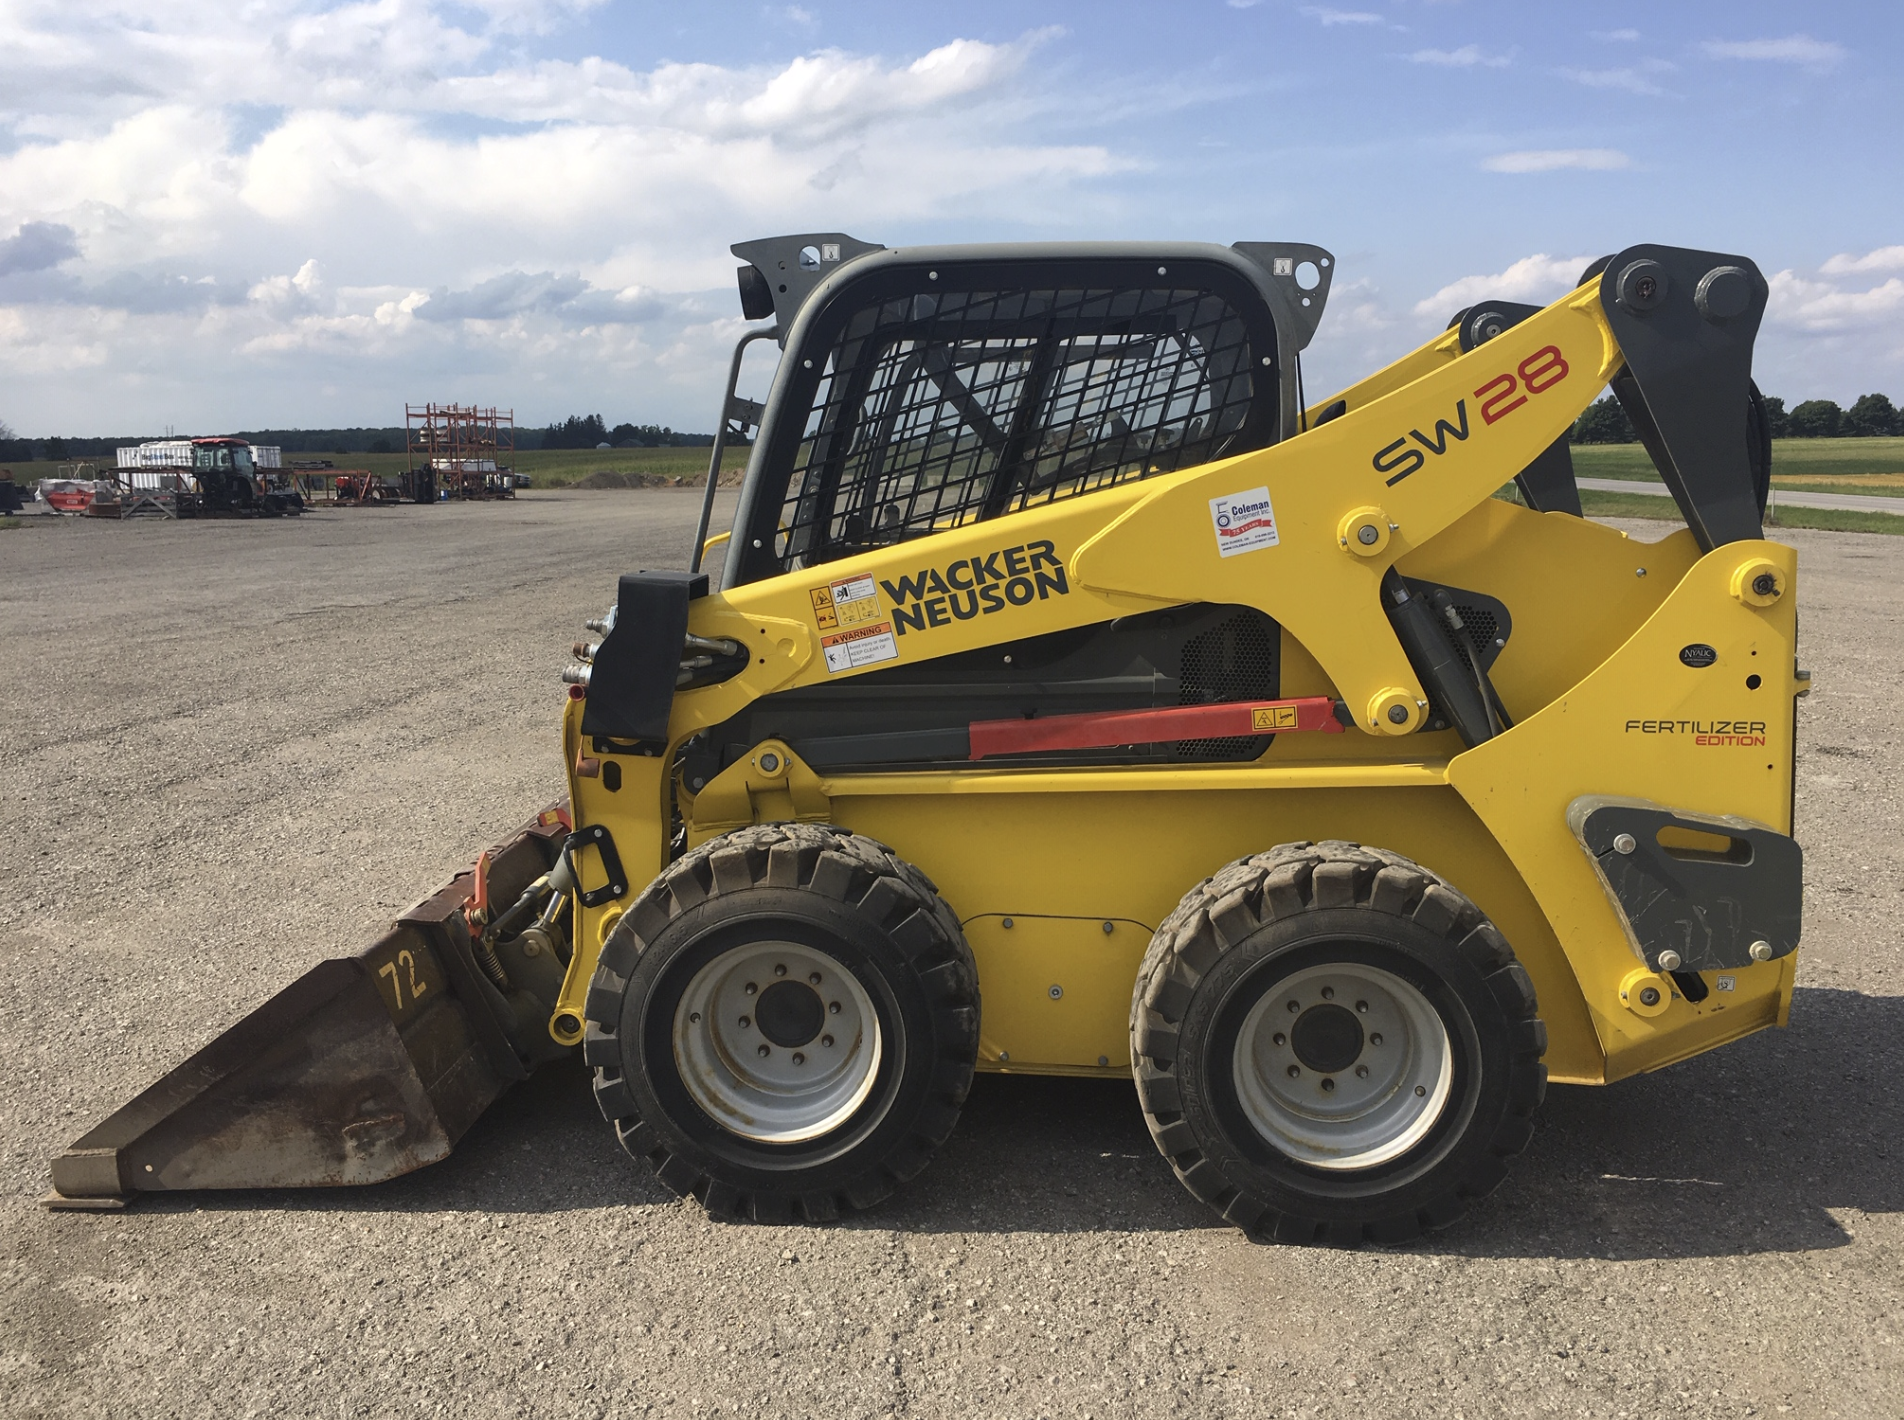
[{"xmin": 774, "ymin": 283, "xmax": 1264, "ymax": 571}]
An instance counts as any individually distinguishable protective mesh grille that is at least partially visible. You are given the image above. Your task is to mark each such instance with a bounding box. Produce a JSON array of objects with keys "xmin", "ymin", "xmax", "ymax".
[
  {"xmin": 1174, "ymin": 611, "xmax": 1279, "ymax": 760},
  {"xmin": 774, "ymin": 285, "xmax": 1259, "ymax": 571},
  {"xmin": 1444, "ymin": 603, "xmax": 1499, "ymax": 676}
]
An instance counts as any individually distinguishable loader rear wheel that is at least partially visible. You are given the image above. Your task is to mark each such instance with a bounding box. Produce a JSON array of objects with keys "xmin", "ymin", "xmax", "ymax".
[
  {"xmin": 1131, "ymin": 841, "xmax": 1546, "ymax": 1245},
  {"xmin": 583, "ymin": 823, "xmax": 979, "ymax": 1223}
]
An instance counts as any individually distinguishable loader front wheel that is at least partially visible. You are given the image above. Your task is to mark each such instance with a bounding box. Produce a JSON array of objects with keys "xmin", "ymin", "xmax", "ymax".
[
  {"xmin": 583, "ymin": 823, "xmax": 979, "ymax": 1223},
  {"xmin": 1131, "ymin": 841, "xmax": 1546, "ymax": 1245}
]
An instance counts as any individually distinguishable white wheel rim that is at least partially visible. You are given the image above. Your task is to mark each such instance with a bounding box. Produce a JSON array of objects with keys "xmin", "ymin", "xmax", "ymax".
[
  {"xmin": 673, "ymin": 941, "xmax": 882, "ymax": 1144},
  {"xmin": 1231, "ymin": 961, "xmax": 1454, "ymax": 1171}
]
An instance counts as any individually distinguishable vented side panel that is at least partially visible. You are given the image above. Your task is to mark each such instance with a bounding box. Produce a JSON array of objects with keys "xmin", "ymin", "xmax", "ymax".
[{"xmin": 1174, "ymin": 612, "xmax": 1281, "ymax": 760}]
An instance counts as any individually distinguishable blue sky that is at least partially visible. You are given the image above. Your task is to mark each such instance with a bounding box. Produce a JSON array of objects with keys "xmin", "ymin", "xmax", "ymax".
[{"xmin": 0, "ymin": 0, "xmax": 1898, "ymax": 436}]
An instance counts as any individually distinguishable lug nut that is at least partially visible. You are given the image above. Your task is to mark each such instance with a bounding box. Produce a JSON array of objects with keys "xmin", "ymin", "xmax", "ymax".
[
  {"xmin": 1371, "ymin": 1033, "xmax": 1384, "ymax": 1046},
  {"xmin": 1356, "ymin": 1000, "xmax": 1369, "ymax": 1013},
  {"xmin": 745, "ymin": 982, "xmax": 758, "ymax": 996},
  {"xmin": 1321, "ymin": 986, "xmax": 1335, "ymax": 1000},
  {"xmin": 774, "ymin": 963, "xmax": 787, "ymax": 977},
  {"xmin": 792, "ymin": 1052, "xmax": 805, "ymax": 1065},
  {"xmin": 1321, "ymin": 1078, "xmax": 1336, "ymax": 1092},
  {"xmin": 829, "ymin": 1001, "xmax": 841, "ymax": 1015},
  {"xmin": 757, "ymin": 1044, "xmax": 771, "ymax": 1058},
  {"xmin": 1286, "ymin": 1065, "xmax": 1301, "ymax": 1078},
  {"xmin": 1415, "ymin": 1085, "xmax": 1427, "ymax": 1097},
  {"xmin": 809, "ymin": 972, "xmax": 823, "ymax": 985},
  {"xmin": 1287, "ymin": 999, "xmax": 1300, "ymax": 1014},
  {"xmin": 739, "ymin": 1015, "xmax": 751, "ymax": 1029},
  {"xmin": 1356, "ymin": 1064, "xmax": 1369, "ymax": 1078},
  {"xmin": 689, "ymin": 1012, "xmax": 701, "ymax": 1024},
  {"xmin": 1272, "ymin": 1032, "xmax": 1287, "ymax": 1047},
  {"xmin": 821, "ymin": 1035, "xmax": 834, "ymax": 1048}
]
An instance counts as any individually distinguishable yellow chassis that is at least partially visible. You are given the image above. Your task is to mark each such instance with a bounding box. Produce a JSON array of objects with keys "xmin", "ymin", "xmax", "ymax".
[{"xmin": 556, "ymin": 279, "xmax": 1801, "ymax": 1088}]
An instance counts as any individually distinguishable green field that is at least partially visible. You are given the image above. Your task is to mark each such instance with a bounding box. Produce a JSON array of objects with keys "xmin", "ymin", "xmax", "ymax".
[{"xmin": 1575, "ymin": 437, "xmax": 1904, "ymax": 495}]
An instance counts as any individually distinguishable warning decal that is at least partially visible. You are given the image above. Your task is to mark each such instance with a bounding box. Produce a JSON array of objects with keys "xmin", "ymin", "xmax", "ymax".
[
  {"xmin": 1250, "ymin": 704, "xmax": 1300, "ymax": 732},
  {"xmin": 813, "ymin": 573, "xmax": 899, "ymax": 673},
  {"xmin": 823, "ymin": 622, "xmax": 899, "ymax": 673},
  {"xmin": 1209, "ymin": 485, "xmax": 1280, "ymax": 557}
]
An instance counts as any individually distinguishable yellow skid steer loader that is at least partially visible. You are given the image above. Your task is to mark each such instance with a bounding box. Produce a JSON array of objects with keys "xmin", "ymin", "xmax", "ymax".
[{"xmin": 50, "ymin": 235, "xmax": 1803, "ymax": 1244}]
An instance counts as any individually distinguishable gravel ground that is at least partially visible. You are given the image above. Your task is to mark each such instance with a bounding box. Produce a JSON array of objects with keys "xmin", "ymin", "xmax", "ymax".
[{"xmin": 1, "ymin": 494, "xmax": 1898, "ymax": 1420}]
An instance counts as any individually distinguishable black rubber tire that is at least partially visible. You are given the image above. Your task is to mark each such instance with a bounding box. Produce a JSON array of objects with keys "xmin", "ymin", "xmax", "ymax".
[
  {"xmin": 1130, "ymin": 840, "xmax": 1546, "ymax": 1245},
  {"xmin": 582, "ymin": 822, "xmax": 979, "ymax": 1223}
]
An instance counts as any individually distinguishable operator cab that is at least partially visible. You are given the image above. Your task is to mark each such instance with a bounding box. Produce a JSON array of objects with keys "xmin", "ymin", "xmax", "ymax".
[
  {"xmin": 192, "ymin": 438, "xmax": 255, "ymax": 474},
  {"xmin": 720, "ymin": 236, "xmax": 1335, "ymax": 588}
]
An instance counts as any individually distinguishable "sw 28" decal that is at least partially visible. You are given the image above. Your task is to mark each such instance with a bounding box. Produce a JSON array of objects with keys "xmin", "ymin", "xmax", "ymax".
[{"xmin": 1372, "ymin": 344, "xmax": 1571, "ymax": 487}]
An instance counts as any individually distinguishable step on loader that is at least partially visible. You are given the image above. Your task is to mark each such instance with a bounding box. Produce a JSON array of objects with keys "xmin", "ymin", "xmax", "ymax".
[{"xmin": 49, "ymin": 236, "xmax": 1805, "ymax": 1243}]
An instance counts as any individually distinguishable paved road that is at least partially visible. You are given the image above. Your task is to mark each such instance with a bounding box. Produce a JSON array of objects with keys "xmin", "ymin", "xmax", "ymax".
[
  {"xmin": 2, "ymin": 495, "xmax": 1899, "ymax": 1418},
  {"xmin": 1578, "ymin": 475, "xmax": 1904, "ymax": 515}
]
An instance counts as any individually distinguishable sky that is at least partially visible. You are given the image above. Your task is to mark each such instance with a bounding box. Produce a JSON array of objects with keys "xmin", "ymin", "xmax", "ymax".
[{"xmin": 0, "ymin": 0, "xmax": 1899, "ymax": 437}]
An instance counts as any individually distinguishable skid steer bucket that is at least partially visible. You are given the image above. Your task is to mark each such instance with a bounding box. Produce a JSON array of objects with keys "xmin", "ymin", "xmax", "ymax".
[{"xmin": 45, "ymin": 813, "xmax": 569, "ymax": 1209}]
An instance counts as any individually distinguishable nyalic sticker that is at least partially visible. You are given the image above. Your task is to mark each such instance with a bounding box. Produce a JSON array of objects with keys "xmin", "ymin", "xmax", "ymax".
[
  {"xmin": 811, "ymin": 573, "xmax": 899, "ymax": 673},
  {"xmin": 1210, "ymin": 486, "xmax": 1280, "ymax": 557}
]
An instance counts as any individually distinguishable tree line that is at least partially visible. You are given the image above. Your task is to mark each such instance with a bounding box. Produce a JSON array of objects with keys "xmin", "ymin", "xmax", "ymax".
[
  {"xmin": 538, "ymin": 414, "xmax": 730, "ymax": 450},
  {"xmin": 1575, "ymin": 392, "xmax": 1903, "ymax": 443}
]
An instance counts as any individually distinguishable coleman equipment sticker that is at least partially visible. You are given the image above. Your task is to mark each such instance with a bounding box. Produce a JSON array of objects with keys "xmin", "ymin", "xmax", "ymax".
[
  {"xmin": 813, "ymin": 573, "xmax": 899, "ymax": 673},
  {"xmin": 1210, "ymin": 486, "xmax": 1279, "ymax": 557}
]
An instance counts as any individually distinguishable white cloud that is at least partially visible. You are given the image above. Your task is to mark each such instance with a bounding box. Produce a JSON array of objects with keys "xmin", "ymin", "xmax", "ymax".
[
  {"xmin": 0, "ymin": 5, "xmax": 1120, "ymax": 431},
  {"xmin": 1300, "ymin": 7, "xmax": 1384, "ymax": 26},
  {"xmin": 1562, "ymin": 60, "xmax": 1674, "ymax": 96},
  {"xmin": 1766, "ymin": 269, "xmax": 1904, "ymax": 333},
  {"xmin": 247, "ymin": 258, "xmax": 327, "ymax": 315},
  {"xmin": 1410, "ymin": 45, "xmax": 1510, "ymax": 68},
  {"xmin": 1701, "ymin": 35, "xmax": 1845, "ymax": 71},
  {"xmin": 1412, "ymin": 254, "xmax": 1598, "ymax": 318},
  {"xmin": 1482, "ymin": 148, "xmax": 1630, "ymax": 173},
  {"xmin": 1754, "ymin": 261, "xmax": 1904, "ymax": 401},
  {"xmin": 1820, "ymin": 246, "xmax": 1904, "ymax": 277},
  {"xmin": 1593, "ymin": 28, "xmax": 1640, "ymax": 42}
]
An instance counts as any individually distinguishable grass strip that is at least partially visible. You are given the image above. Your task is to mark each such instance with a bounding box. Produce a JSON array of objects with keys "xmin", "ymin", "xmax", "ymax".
[{"xmin": 1572, "ymin": 488, "xmax": 1904, "ymax": 535}]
